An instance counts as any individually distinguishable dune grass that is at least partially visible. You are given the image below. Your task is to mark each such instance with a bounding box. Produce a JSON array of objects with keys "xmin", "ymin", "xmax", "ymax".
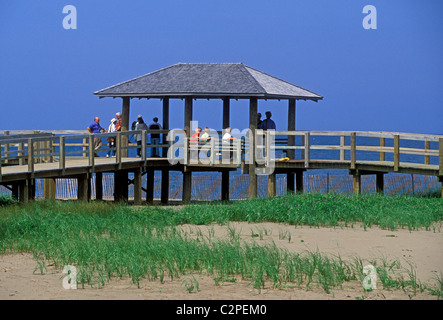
[{"xmin": 0, "ymin": 192, "xmax": 442, "ymax": 297}]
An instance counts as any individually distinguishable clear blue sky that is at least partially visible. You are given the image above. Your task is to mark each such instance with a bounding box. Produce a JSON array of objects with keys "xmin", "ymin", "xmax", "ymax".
[{"xmin": 1, "ymin": 0, "xmax": 442, "ymax": 134}]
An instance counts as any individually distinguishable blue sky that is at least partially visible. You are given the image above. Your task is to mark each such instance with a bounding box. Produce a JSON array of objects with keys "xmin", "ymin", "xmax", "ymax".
[{"xmin": 1, "ymin": 0, "xmax": 442, "ymax": 134}]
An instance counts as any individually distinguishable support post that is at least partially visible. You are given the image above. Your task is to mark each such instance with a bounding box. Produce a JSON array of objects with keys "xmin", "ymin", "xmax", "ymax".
[
  {"xmin": 43, "ymin": 178, "xmax": 56, "ymax": 200},
  {"xmin": 287, "ymin": 99, "xmax": 296, "ymax": 190},
  {"xmin": 146, "ymin": 168, "xmax": 154, "ymax": 204},
  {"xmin": 95, "ymin": 172, "xmax": 103, "ymax": 200},
  {"xmin": 19, "ymin": 179, "xmax": 35, "ymax": 203},
  {"xmin": 295, "ymin": 170, "xmax": 304, "ymax": 194},
  {"xmin": 221, "ymin": 170, "xmax": 229, "ymax": 201},
  {"xmin": 78, "ymin": 174, "xmax": 90, "ymax": 201},
  {"xmin": 161, "ymin": 98, "xmax": 170, "ymax": 204},
  {"xmin": 114, "ymin": 170, "xmax": 128, "ymax": 202},
  {"xmin": 182, "ymin": 97, "xmax": 193, "ymax": 204},
  {"xmin": 222, "ymin": 97, "xmax": 230, "ymax": 201},
  {"xmin": 394, "ymin": 135, "xmax": 400, "ymax": 172},
  {"xmin": 121, "ymin": 97, "xmax": 130, "ymax": 157},
  {"xmin": 133, "ymin": 168, "xmax": 142, "ymax": 205},
  {"xmin": 352, "ymin": 173, "xmax": 361, "ymax": 196},
  {"xmin": 268, "ymin": 173, "xmax": 276, "ymax": 197},
  {"xmin": 248, "ymin": 98, "xmax": 258, "ymax": 199},
  {"xmin": 376, "ymin": 173, "xmax": 384, "ymax": 194}
]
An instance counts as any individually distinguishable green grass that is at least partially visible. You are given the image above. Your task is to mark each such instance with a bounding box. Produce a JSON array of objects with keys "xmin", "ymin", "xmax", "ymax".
[{"xmin": 0, "ymin": 193, "xmax": 442, "ymax": 296}]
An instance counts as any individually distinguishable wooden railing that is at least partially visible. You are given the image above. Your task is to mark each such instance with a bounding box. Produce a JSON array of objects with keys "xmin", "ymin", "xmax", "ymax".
[{"xmin": 1, "ymin": 130, "xmax": 442, "ymax": 181}]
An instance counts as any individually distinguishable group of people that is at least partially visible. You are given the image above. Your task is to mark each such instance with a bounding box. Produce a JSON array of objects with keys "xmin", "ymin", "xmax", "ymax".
[
  {"xmin": 257, "ymin": 111, "xmax": 276, "ymax": 130},
  {"xmin": 87, "ymin": 113, "xmax": 162, "ymax": 158},
  {"xmin": 87, "ymin": 110, "xmax": 276, "ymax": 158}
]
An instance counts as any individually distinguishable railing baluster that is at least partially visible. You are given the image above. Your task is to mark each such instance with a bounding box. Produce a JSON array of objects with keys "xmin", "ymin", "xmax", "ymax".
[
  {"xmin": 59, "ymin": 136, "xmax": 65, "ymax": 173},
  {"xmin": 27, "ymin": 138, "xmax": 34, "ymax": 176},
  {"xmin": 304, "ymin": 132, "xmax": 310, "ymax": 168}
]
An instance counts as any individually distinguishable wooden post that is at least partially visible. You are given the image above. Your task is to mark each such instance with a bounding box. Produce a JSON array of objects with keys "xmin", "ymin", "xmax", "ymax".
[
  {"xmin": 4, "ymin": 131, "xmax": 9, "ymax": 165},
  {"xmin": 43, "ymin": 178, "xmax": 56, "ymax": 200},
  {"xmin": 350, "ymin": 132, "xmax": 356, "ymax": 170},
  {"xmin": 304, "ymin": 132, "xmax": 310, "ymax": 168},
  {"xmin": 380, "ymin": 137, "xmax": 386, "ymax": 162},
  {"xmin": 221, "ymin": 170, "xmax": 229, "ymax": 201},
  {"xmin": 295, "ymin": 170, "xmax": 303, "ymax": 194},
  {"xmin": 59, "ymin": 136, "xmax": 65, "ymax": 173},
  {"xmin": 95, "ymin": 172, "xmax": 103, "ymax": 201},
  {"xmin": 145, "ymin": 169, "xmax": 154, "ymax": 204},
  {"xmin": 268, "ymin": 173, "xmax": 276, "ymax": 197},
  {"xmin": 287, "ymin": 173, "xmax": 295, "ymax": 193},
  {"xmin": 424, "ymin": 140, "xmax": 430, "ymax": 165},
  {"xmin": 340, "ymin": 136, "xmax": 345, "ymax": 161},
  {"xmin": 394, "ymin": 135, "xmax": 400, "ymax": 172},
  {"xmin": 222, "ymin": 98, "xmax": 230, "ymax": 201},
  {"xmin": 114, "ymin": 170, "xmax": 128, "ymax": 202},
  {"xmin": 182, "ymin": 97, "xmax": 193, "ymax": 204},
  {"xmin": 121, "ymin": 97, "xmax": 130, "ymax": 157},
  {"xmin": 161, "ymin": 98, "xmax": 170, "ymax": 204},
  {"xmin": 133, "ymin": 168, "xmax": 142, "ymax": 205},
  {"xmin": 287, "ymin": 99, "xmax": 296, "ymax": 190},
  {"xmin": 353, "ymin": 173, "xmax": 361, "ymax": 196},
  {"xmin": 248, "ymin": 98, "xmax": 258, "ymax": 199},
  {"xmin": 27, "ymin": 139, "xmax": 34, "ymax": 177},
  {"xmin": 19, "ymin": 179, "xmax": 35, "ymax": 203},
  {"xmin": 376, "ymin": 173, "xmax": 384, "ymax": 194},
  {"xmin": 78, "ymin": 174, "xmax": 90, "ymax": 201}
]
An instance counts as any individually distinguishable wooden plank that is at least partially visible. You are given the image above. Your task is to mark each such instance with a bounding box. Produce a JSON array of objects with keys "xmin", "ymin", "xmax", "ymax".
[
  {"xmin": 340, "ymin": 136, "xmax": 345, "ymax": 161},
  {"xmin": 425, "ymin": 140, "xmax": 431, "ymax": 165},
  {"xmin": 27, "ymin": 138, "xmax": 34, "ymax": 175}
]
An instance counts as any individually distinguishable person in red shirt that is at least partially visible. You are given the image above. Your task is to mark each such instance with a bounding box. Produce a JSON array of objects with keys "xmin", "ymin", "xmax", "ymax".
[{"xmin": 189, "ymin": 127, "xmax": 201, "ymax": 161}]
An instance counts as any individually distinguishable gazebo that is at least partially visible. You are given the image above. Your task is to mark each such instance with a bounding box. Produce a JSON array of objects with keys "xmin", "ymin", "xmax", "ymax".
[{"xmin": 94, "ymin": 63, "xmax": 322, "ymax": 202}]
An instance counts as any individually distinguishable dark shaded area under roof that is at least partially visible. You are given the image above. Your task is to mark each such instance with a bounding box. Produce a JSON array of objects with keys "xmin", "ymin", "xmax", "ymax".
[{"xmin": 94, "ymin": 63, "xmax": 323, "ymax": 101}]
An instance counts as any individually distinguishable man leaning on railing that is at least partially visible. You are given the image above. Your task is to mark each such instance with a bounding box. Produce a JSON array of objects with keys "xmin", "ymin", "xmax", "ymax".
[{"xmin": 87, "ymin": 117, "xmax": 107, "ymax": 157}]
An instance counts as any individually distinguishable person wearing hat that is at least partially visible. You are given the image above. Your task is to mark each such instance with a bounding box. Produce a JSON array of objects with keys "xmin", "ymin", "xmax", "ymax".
[
  {"xmin": 135, "ymin": 115, "xmax": 149, "ymax": 157},
  {"xmin": 106, "ymin": 118, "xmax": 118, "ymax": 157}
]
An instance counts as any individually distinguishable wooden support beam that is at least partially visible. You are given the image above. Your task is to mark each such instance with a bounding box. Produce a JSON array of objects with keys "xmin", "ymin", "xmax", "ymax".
[
  {"xmin": 78, "ymin": 174, "xmax": 90, "ymax": 201},
  {"xmin": 133, "ymin": 168, "xmax": 142, "ymax": 205},
  {"xmin": 439, "ymin": 138, "xmax": 443, "ymax": 177},
  {"xmin": 18, "ymin": 179, "xmax": 35, "ymax": 203},
  {"xmin": 223, "ymin": 98, "xmax": 230, "ymax": 130},
  {"xmin": 161, "ymin": 169, "xmax": 169, "ymax": 204},
  {"xmin": 161, "ymin": 98, "xmax": 170, "ymax": 204},
  {"xmin": 183, "ymin": 97, "xmax": 193, "ymax": 204},
  {"xmin": 221, "ymin": 170, "xmax": 230, "ymax": 201},
  {"xmin": 352, "ymin": 173, "xmax": 361, "ymax": 196},
  {"xmin": 248, "ymin": 98, "xmax": 257, "ymax": 199},
  {"xmin": 114, "ymin": 171, "xmax": 128, "ymax": 202},
  {"xmin": 121, "ymin": 97, "xmax": 130, "ymax": 157},
  {"xmin": 268, "ymin": 173, "xmax": 276, "ymax": 197},
  {"xmin": 287, "ymin": 172, "xmax": 295, "ymax": 193},
  {"xmin": 146, "ymin": 169, "xmax": 154, "ymax": 204},
  {"xmin": 43, "ymin": 178, "xmax": 56, "ymax": 200},
  {"xmin": 295, "ymin": 170, "xmax": 304, "ymax": 194},
  {"xmin": 95, "ymin": 172, "xmax": 103, "ymax": 200},
  {"xmin": 350, "ymin": 132, "xmax": 356, "ymax": 170},
  {"xmin": 376, "ymin": 173, "xmax": 384, "ymax": 194},
  {"xmin": 380, "ymin": 137, "xmax": 386, "ymax": 162}
]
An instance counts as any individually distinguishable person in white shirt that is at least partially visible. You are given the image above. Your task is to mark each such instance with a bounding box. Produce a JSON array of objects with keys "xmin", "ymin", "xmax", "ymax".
[{"xmin": 106, "ymin": 118, "xmax": 117, "ymax": 157}]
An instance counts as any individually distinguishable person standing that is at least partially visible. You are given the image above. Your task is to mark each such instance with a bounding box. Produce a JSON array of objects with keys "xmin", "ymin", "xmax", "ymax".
[
  {"xmin": 257, "ymin": 113, "xmax": 263, "ymax": 129},
  {"xmin": 148, "ymin": 117, "xmax": 163, "ymax": 157},
  {"xmin": 106, "ymin": 118, "xmax": 117, "ymax": 157},
  {"xmin": 261, "ymin": 111, "xmax": 276, "ymax": 130},
  {"xmin": 115, "ymin": 112, "xmax": 122, "ymax": 131},
  {"xmin": 135, "ymin": 115, "xmax": 149, "ymax": 157},
  {"xmin": 87, "ymin": 117, "xmax": 107, "ymax": 157}
]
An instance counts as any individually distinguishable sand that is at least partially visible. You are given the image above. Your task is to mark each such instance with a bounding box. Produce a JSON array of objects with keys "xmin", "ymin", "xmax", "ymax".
[{"xmin": 0, "ymin": 222, "xmax": 442, "ymax": 300}]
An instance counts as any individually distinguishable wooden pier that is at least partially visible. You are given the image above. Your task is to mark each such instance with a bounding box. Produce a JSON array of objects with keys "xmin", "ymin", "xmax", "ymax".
[{"xmin": 1, "ymin": 129, "xmax": 442, "ymax": 203}]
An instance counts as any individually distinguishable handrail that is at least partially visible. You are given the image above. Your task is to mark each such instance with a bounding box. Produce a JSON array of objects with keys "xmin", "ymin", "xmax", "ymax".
[{"xmin": 0, "ymin": 130, "xmax": 442, "ymax": 182}]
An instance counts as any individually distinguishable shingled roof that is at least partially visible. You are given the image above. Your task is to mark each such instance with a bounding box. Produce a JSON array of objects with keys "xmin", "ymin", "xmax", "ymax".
[{"xmin": 94, "ymin": 63, "xmax": 322, "ymax": 101}]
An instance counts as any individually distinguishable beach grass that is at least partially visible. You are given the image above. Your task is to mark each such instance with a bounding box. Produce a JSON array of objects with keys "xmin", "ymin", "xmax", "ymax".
[{"xmin": 0, "ymin": 193, "xmax": 442, "ymax": 296}]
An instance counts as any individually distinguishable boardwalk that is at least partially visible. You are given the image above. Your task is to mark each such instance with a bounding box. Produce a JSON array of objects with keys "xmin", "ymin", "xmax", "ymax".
[{"xmin": 1, "ymin": 129, "xmax": 442, "ymax": 203}]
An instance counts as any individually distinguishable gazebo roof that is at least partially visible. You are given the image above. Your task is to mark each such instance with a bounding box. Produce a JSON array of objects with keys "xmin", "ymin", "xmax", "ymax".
[{"xmin": 94, "ymin": 63, "xmax": 323, "ymax": 101}]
